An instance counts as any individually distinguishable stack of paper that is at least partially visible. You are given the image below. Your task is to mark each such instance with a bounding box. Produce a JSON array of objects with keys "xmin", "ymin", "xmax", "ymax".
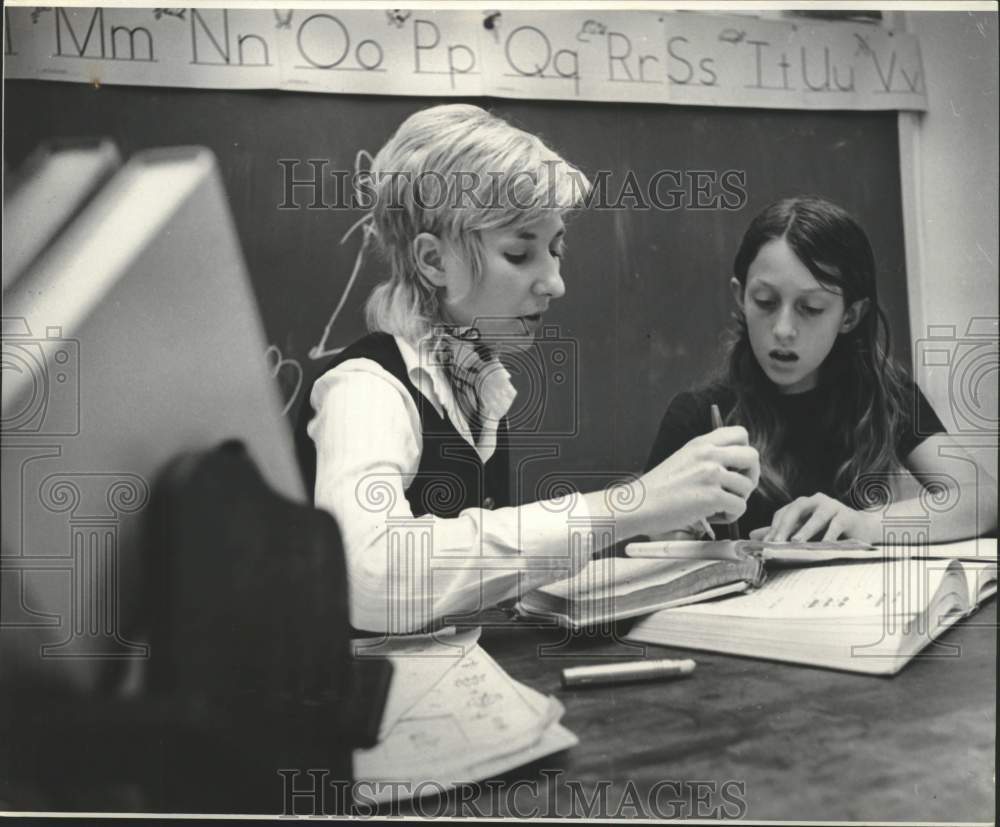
[{"xmin": 352, "ymin": 628, "xmax": 576, "ymax": 804}]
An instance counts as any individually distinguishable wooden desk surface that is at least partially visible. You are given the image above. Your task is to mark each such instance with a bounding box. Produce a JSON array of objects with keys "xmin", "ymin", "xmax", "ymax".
[{"xmin": 401, "ymin": 602, "xmax": 996, "ymax": 822}]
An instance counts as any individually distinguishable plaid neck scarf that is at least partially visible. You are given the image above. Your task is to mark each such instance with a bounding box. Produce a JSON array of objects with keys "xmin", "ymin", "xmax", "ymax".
[{"xmin": 432, "ymin": 327, "xmax": 504, "ymax": 445}]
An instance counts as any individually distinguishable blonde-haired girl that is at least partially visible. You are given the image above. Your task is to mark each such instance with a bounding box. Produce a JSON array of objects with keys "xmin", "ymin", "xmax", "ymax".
[{"xmin": 299, "ymin": 104, "xmax": 760, "ymax": 633}]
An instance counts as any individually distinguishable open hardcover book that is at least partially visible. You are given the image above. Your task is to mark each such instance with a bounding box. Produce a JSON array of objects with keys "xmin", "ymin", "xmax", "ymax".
[
  {"xmin": 515, "ymin": 554, "xmax": 766, "ymax": 631},
  {"xmin": 626, "ymin": 557, "xmax": 997, "ymax": 675}
]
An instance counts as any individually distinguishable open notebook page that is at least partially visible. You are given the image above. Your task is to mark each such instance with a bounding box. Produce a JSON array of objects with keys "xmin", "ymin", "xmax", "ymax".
[
  {"xmin": 350, "ymin": 626, "xmax": 482, "ymax": 739},
  {"xmin": 354, "ymin": 642, "xmax": 567, "ymax": 798}
]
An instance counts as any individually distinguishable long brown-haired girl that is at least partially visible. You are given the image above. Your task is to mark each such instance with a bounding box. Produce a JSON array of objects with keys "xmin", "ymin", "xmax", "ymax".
[{"xmin": 647, "ymin": 195, "xmax": 997, "ymax": 543}]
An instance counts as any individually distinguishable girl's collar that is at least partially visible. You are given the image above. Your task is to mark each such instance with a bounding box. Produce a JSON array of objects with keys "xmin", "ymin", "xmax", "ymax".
[
  {"xmin": 773, "ymin": 382, "xmax": 829, "ymax": 402},
  {"xmin": 428, "ymin": 324, "xmax": 496, "ymax": 362}
]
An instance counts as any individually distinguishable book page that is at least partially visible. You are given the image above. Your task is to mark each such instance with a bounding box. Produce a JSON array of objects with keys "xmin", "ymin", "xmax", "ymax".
[
  {"xmin": 959, "ymin": 560, "xmax": 998, "ymax": 606},
  {"xmin": 758, "ymin": 537, "xmax": 997, "ymax": 563},
  {"xmin": 669, "ymin": 560, "xmax": 963, "ymax": 620},
  {"xmin": 461, "ymin": 722, "xmax": 578, "ymax": 784}
]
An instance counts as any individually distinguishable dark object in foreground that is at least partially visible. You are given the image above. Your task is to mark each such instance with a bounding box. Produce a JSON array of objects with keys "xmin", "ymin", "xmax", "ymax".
[{"xmin": 1, "ymin": 440, "xmax": 391, "ymax": 814}]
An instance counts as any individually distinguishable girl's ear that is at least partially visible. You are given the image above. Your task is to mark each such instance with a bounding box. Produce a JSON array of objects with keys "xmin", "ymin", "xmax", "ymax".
[
  {"xmin": 729, "ymin": 277, "xmax": 745, "ymax": 306},
  {"xmin": 413, "ymin": 233, "xmax": 448, "ymax": 287},
  {"xmin": 840, "ymin": 297, "xmax": 871, "ymax": 334}
]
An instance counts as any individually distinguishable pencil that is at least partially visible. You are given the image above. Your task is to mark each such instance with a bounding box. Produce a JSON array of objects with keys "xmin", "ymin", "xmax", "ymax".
[{"xmin": 710, "ymin": 403, "xmax": 741, "ymax": 541}]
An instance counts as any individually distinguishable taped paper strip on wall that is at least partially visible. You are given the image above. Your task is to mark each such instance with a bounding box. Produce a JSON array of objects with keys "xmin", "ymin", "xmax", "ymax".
[{"xmin": 2, "ymin": 8, "xmax": 928, "ymax": 111}]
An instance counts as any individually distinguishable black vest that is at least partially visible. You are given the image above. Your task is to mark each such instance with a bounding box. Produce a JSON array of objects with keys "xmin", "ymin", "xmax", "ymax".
[{"xmin": 295, "ymin": 333, "xmax": 511, "ymax": 518}]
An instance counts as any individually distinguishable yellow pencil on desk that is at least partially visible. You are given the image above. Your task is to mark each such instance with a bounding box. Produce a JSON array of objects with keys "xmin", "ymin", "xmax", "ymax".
[{"xmin": 561, "ymin": 658, "xmax": 696, "ymax": 688}]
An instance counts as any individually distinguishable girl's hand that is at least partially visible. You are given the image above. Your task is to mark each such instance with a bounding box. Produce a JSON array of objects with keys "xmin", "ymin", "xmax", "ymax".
[
  {"xmin": 638, "ymin": 426, "xmax": 759, "ymax": 534},
  {"xmin": 750, "ymin": 493, "xmax": 881, "ymax": 543}
]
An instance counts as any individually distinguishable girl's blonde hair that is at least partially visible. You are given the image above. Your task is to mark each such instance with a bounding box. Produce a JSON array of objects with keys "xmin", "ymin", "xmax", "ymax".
[{"xmin": 364, "ymin": 104, "xmax": 590, "ymax": 340}]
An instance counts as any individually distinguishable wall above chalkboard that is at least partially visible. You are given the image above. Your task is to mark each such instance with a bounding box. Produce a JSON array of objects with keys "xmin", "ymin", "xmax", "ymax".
[{"xmin": 4, "ymin": 8, "xmax": 927, "ymax": 111}]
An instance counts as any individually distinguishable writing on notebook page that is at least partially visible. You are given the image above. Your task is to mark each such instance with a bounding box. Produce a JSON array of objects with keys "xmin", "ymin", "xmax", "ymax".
[
  {"xmin": 354, "ymin": 630, "xmax": 574, "ymax": 803},
  {"xmin": 684, "ymin": 559, "xmax": 954, "ymax": 618},
  {"xmin": 808, "ymin": 595, "xmax": 853, "ymax": 609}
]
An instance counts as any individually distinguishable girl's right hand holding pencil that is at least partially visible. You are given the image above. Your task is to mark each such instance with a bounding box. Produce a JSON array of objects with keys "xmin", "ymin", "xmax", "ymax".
[{"xmin": 631, "ymin": 426, "xmax": 759, "ymax": 536}]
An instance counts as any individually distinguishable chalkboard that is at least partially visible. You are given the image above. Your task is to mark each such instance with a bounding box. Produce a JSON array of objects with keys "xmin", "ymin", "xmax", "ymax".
[{"xmin": 4, "ymin": 82, "xmax": 909, "ymax": 504}]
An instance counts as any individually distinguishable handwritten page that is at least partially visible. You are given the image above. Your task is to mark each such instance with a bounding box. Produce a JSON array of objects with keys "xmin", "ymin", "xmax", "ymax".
[
  {"xmin": 351, "ymin": 626, "xmax": 482, "ymax": 739},
  {"xmin": 478, "ymin": 9, "xmax": 671, "ymax": 104},
  {"xmin": 354, "ymin": 641, "xmax": 570, "ymax": 802},
  {"xmin": 464, "ymin": 721, "xmax": 578, "ymax": 780},
  {"xmin": 670, "ymin": 560, "xmax": 960, "ymax": 620}
]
